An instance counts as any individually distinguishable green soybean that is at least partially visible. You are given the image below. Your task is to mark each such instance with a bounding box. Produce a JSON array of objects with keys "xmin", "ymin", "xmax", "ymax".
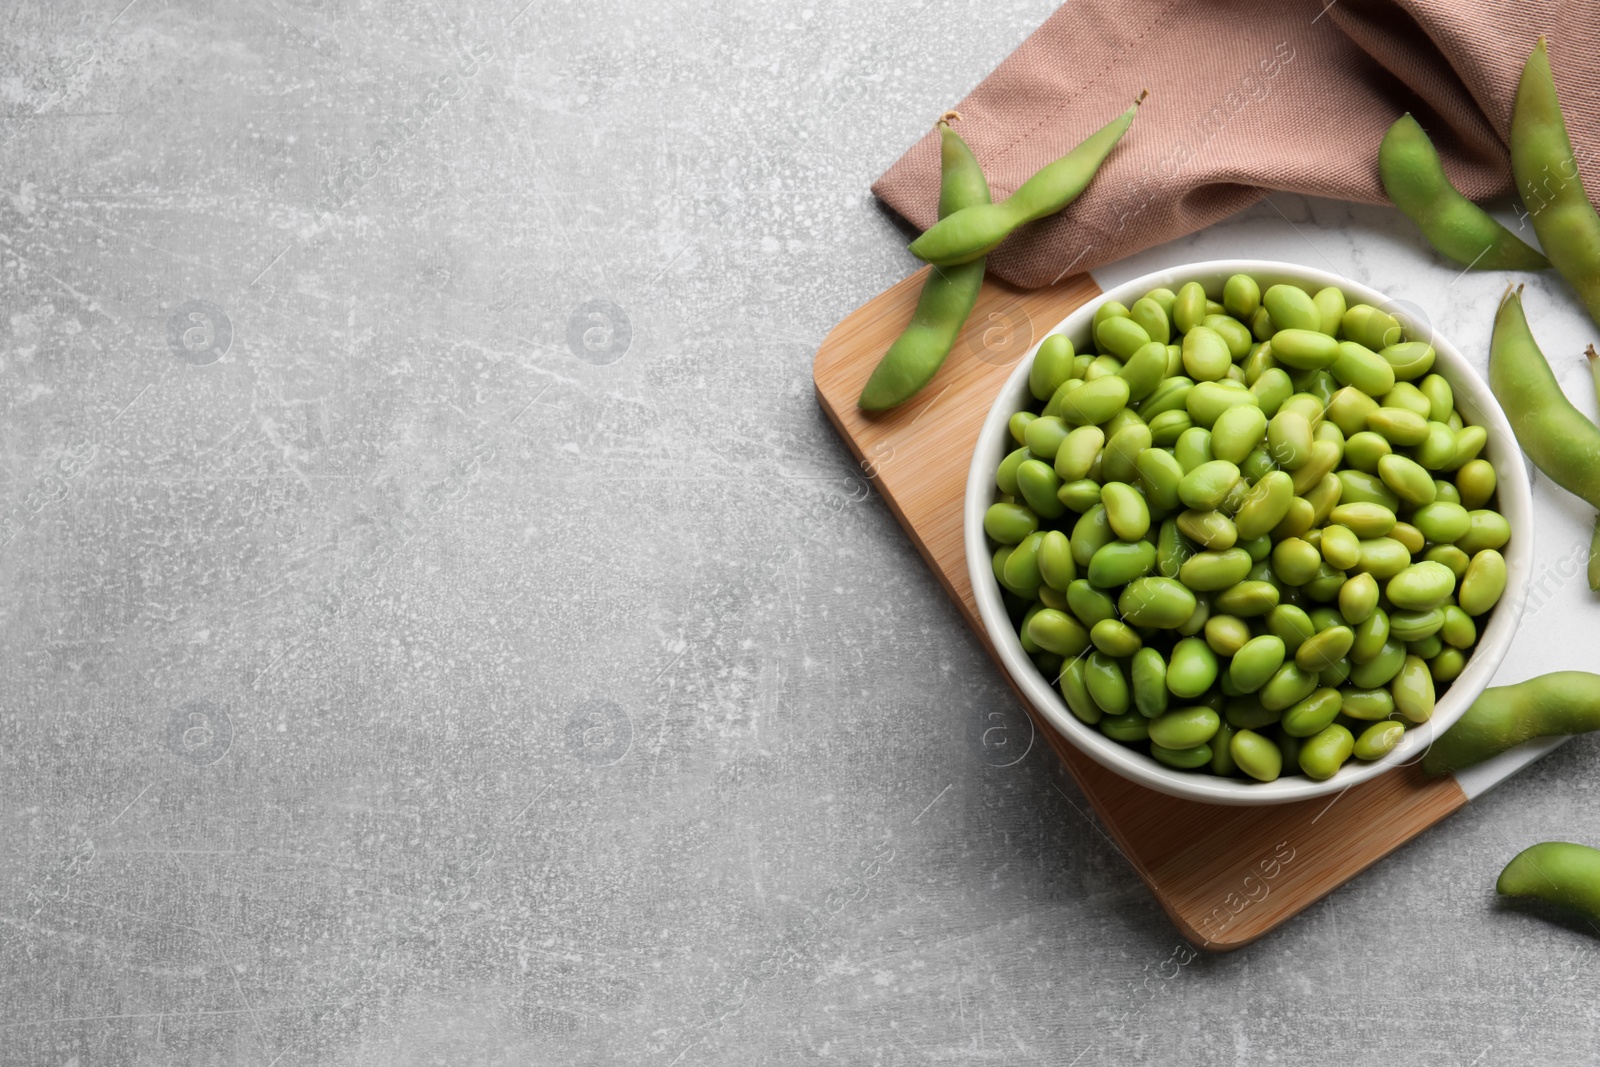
[
  {"xmin": 1387, "ymin": 561, "xmax": 1457, "ymax": 611},
  {"xmin": 1299, "ymin": 724, "xmax": 1355, "ymax": 780},
  {"xmin": 859, "ymin": 116, "xmax": 992, "ymax": 408},
  {"xmin": 1496, "ymin": 841, "xmax": 1600, "ymax": 925},
  {"xmin": 1491, "ymin": 286, "xmax": 1600, "ymax": 510},
  {"xmin": 1338, "ymin": 571, "xmax": 1380, "ymax": 625},
  {"xmin": 1426, "ymin": 672, "xmax": 1600, "ymax": 773},
  {"xmin": 1118, "ymin": 577, "xmax": 1198, "ymax": 629},
  {"xmin": 1230, "ymin": 729, "xmax": 1283, "ymax": 782},
  {"xmin": 1353, "ymin": 721, "xmax": 1406, "ymax": 760},
  {"xmin": 985, "ymin": 502, "xmax": 1038, "ymax": 544},
  {"xmin": 1459, "ymin": 549, "xmax": 1507, "ymax": 616},
  {"xmin": 1149, "ymin": 705, "xmax": 1221, "ymax": 749},
  {"xmin": 1025, "ymin": 608, "xmax": 1090, "ymax": 657},
  {"xmin": 1230, "ymin": 635, "xmax": 1287, "ymax": 692},
  {"xmin": 1392, "ymin": 655, "xmax": 1436, "ymax": 723},
  {"xmin": 1381, "ymin": 113, "xmax": 1550, "ymax": 271},
  {"xmin": 910, "ymin": 96, "xmax": 1143, "ymax": 266},
  {"xmin": 1167, "ymin": 637, "xmax": 1220, "ymax": 698}
]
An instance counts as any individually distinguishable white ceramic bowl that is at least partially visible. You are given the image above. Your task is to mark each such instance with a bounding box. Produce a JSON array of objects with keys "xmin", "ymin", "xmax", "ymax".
[{"xmin": 965, "ymin": 259, "xmax": 1532, "ymax": 805}]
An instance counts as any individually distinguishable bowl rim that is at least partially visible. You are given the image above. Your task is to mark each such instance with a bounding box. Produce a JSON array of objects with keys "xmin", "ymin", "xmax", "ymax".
[{"xmin": 964, "ymin": 258, "xmax": 1533, "ymax": 805}]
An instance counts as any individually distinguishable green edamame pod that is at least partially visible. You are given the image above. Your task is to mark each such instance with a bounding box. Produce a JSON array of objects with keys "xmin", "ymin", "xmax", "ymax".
[
  {"xmin": 1380, "ymin": 113, "xmax": 1549, "ymax": 271},
  {"xmin": 1497, "ymin": 841, "xmax": 1600, "ymax": 925},
  {"xmin": 1512, "ymin": 39, "xmax": 1600, "ymax": 330},
  {"xmin": 860, "ymin": 116, "xmax": 991, "ymax": 408},
  {"xmin": 910, "ymin": 94, "xmax": 1144, "ymax": 266},
  {"xmin": 1491, "ymin": 286, "xmax": 1600, "ymax": 510},
  {"xmin": 1426, "ymin": 672, "xmax": 1600, "ymax": 773}
]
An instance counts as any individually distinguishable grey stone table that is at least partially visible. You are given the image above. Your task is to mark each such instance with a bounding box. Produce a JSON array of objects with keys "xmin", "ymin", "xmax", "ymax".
[{"xmin": 3, "ymin": 2, "xmax": 1597, "ymax": 1064}]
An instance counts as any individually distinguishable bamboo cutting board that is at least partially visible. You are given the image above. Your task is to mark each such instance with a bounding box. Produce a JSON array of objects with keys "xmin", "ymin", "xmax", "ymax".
[{"xmin": 813, "ymin": 266, "xmax": 1477, "ymax": 950}]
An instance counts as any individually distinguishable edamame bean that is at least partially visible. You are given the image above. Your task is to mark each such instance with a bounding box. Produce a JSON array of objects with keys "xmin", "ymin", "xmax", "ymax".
[
  {"xmin": 1439, "ymin": 604, "xmax": 1476, "ymax": 648},
  {"xmin": 1289, "ymin": 440, "xmax": 1342, "ymax": 496},
  {"xmin": 1179, "ymin": 547, "xmax": 1253, "ymax": 591},
  {"xmin": 1381, "ymin": 113, "xmax": 1550, "ymax": 271},
  {"xmin": 1281, "ymin": 688, "xmax": 1343, "ymax": 737},
  {"xmin": 1182, "ymin": 326, "xmax": 1235, "ymax": 382},
  {"xmin": 1272, "ymin": 537, "xmax": 1321, "ymax": 586},
  {"xmin": 1057, "ymin": 479, "xmax": 1104, "ymax": 512},
  {"xmin": 1186, "ymin": 380, "xmax": 1259, "ymax": 428},
  {"xmin": 1229, "ymin": 635, "xmax": 1287, "ymax": 692},
  {"xmin": 1070, "ymin": 505, "xmax": 1113, "ymax": 566},
  {"xmin": 1355, "ymin": 537, "xmax": 1411, "ymax": 579},
  {"xmin": 1269, "ymin": 497, "xmax": 1316, "ymax": 541},
  {"xmin": 1224, "ymin": 274, "xmax": 1261, "ymax": 320},
  {"xmin": 1456, "ymin": 510, "xmax": 1511, "ymax": 555},
  {"xmin": 1459, "ymin": 549, "xmax": 1507, "ymax": 615},
  {"xmin": 1054, "ymin": 425, "xmax": 1104, "ymax": 481},
  {"xmin": 1230, "ymin": 728, "xmax": 1283, "ymax": 781},
  {"xmin": 1425, "ymin": 672, "xmax": 1600, "ymax": 774},
  {"xmin": 1091, "ymin": 618, "xmax": 1144, "ymax": 657},
  {"xmin": 1084, "ymin": 651, "xmax": 1130, "ymax": 715},
  {"xmin": 1340, "ymin": 686, "xmax": 1395, "ymax": 720},
  {"xmin": 1367, "ymin": 406, "xmax": 1430, "ymax": 446},
  {"xmin": 1430, "ymin": 647, "xmax": 1466, "ymax": 682},
  {"xmin": 1017, "ymin": 459, "xmax": 1067, "ymax": 518},
  {"xmin": 1030, "ymin": 334, "xmax": 1076, "ymax": 402},
  {"xmin": 1177, "ymin": 508, "xmax": 1237, "ymax": 550},
  {"xmin": 1003, "ymin": 531, "xmax": 1045, "ymax": 591},
  {"xmin": 1167, "ymin": 637, "xmax": 1219, "ymax": 698},
  {"xmin": 1295, "ymin": 625, "xmax": 1355, "ymax": 673},
  {"xmin": 1350, "ymin": 607, "xmax": 1390, "ymax": 663},
  {"xmin": 1388, "ymin": 608, "xmax": 1444, "ymax": 642},
  {"xmin": 1387, "ymin": 561, "xmax": 1457, "ymax": 611},
  {"xmin": 1260, "ymin": 662, "xmax": 1319, "ymax": 711},
  {"xmin": 1099, "ymin": 712, "xmax": 1150, "ymax": 742},
  {"xmin": 1203, "ymin": 314, "xmax": 1253, "ymax": 359},
  {"xmin": 1353, "ymin": 721, "xmax": 1406, "ymax": 760},
  {"xmin": 1379, "ymin": 341, "xmax": 1435, "ymax": 381},
  {"xmin": 1328, "ymin": 501, "xmax": 1396, "ymax": 538},
  {"xmin": 1211, "ymin": 404, "xmax": 1267, "ymax": 464},
  {"xmin": 1216, "ymin": 579, "xmax": 1280, "ymax": 614},
  {"xmin": 997, "ymin": 446, "xmax": 1031, "ymax": 495},
  {"xmin": 1299, "ymin": 724, "xmax": 1354, "ymax": 780},
  {"xmin": 1060, "ymin": 658, "xmax": 1100, "ymax": 724},
  {"xmin": 1317, "ymin": 524, "xmax": 1360, "ymax": 571},
  {"xmin": 1304, "ymin": 473, "xmax": 1343, "ymax": 527},
  {"xmin": 1301, "ymin": 563, "xmax": 1347, "ymax": 604},
  {"xmin": 1087, "ymin": 540, "xmax": 1156, "ymax": 587},
  {"xmin": 1149, "ymin": 705, "xmax": 1221, "ymax": 749},
  {"xmin": 1059, "ymin": 375, "xmax": 1131, "ymax": 426},
  {"xmin": 985, "ymin": 502, "xmax": 1038, "ymax": 544},
  {"xmin": 1119, "ymin": 341, "xmax": 1170, "ymax": 402},
  {"xmin": 1264, "ymin": 284, "xmax": 1321, "ymax": 333},
  {"xmin": 1341, "ymin": 431, "xmax": 1392, "ymax": 474},
  {"xmin": 1231, "ymin": 471, "xmax": 1293, "ymax": 542},
  {"xmin": 1325, "ymin": 386, "xmax": 1378, "ymax": 437},
  {"xmin": 1392, "ymin": 655, "xmax": 1436, "ymax": 723},
  {"xmin": 1151, "ymin": 742, "xmax": 1214, "ymax": 769},
  {"xmin": 1343, "ymin": 304, "xmax": 1403, "ymax": 353},
  {"xmin": 1096, "ymin": 314, "xmax": 1151, "ymax": 360},
  {"xmin": 1026, "ymin": 608, "xmax": 1090, "ymax": 657},
  {"xmin": 1101, "ymin": 481, "xmax": 1151, "ymax": 541},
  {"xmin": 1177, "ymin": 460, "xmax": 1240, "ymax": 511},
  {"xmin": 1456, "ymin": 458, "xmax": 1496, "ymax": 510},
  {"xmin": 1377, "ymin": 454, "xmax": 1437, "ymax": 506},
  {"xmin": 1271, "ymin": 328, "xmax": 1340, "ymax": 369},
  {"xmin": 1331, "ymin": 340, "xmax": 1397, "ymax": 396},
  {"xmin": 1067, "ymin": 580, "xmax": 1117, "ymax": 628},
  {"xmin": 1118, "ymin": 577, "xmax": 1198, "ymax": 629},
  {"xmin": 1148, "ymin": 410, "xmax": 1193, "ymax": 445},
  {"xmin": 1126, "ymin": 647, "xmax": 1169, "ymax": 719},
  {"xmin": 1338, "ymin": 571, "xmax": 1379, "ymax": 625},
  {"xmin": 1314, "ymin": 287, "xmax": 1346, "ymax": 336},
  {"xmin": 1411, "ymin": 501, "xmax": 1471, "ymax": 544},
  {"xmin": 1350, "ymin": 637, "xmax": 1407, "ymax": 688}
]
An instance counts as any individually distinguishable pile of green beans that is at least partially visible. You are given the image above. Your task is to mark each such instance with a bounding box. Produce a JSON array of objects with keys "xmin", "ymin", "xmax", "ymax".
[{"xmin": 988, "ymin": 274, "xmax": 1511, "ymax": 782}]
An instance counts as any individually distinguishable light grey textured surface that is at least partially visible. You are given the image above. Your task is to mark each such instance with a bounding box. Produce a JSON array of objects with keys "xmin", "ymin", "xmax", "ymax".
[{"xmin": 3, "ymin": 3, "xmax": 1599, "ymax": 1064}]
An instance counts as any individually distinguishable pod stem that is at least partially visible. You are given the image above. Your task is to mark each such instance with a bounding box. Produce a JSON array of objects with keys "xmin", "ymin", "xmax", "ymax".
[
  {"xmin": 1135, "ymin": 89, "xmax": 1149, "ymax": 106},
  {"xmin": 937, "ymin": 110, "xmax": 962, "ymax": 129}
]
